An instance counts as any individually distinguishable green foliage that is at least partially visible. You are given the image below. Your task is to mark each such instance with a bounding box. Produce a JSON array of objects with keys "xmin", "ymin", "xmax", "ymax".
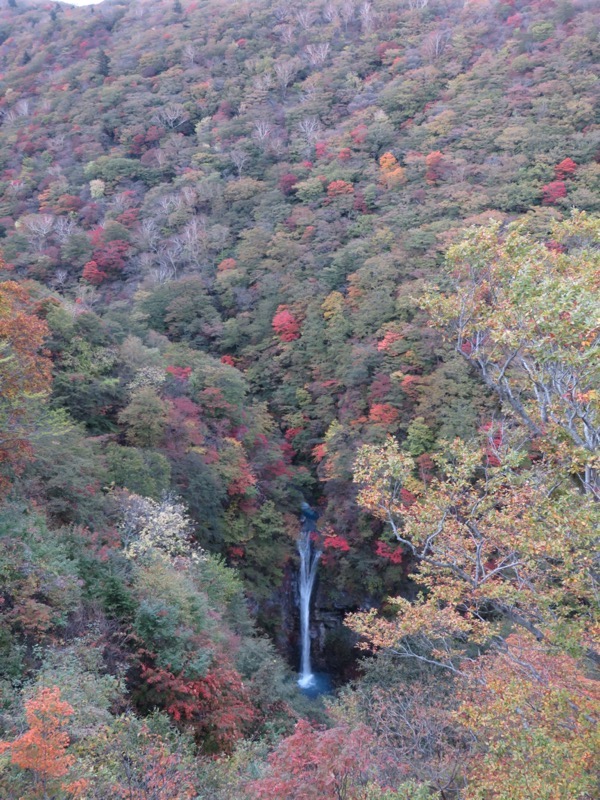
[
  {"xmin": 118, "ymin": 387, "xmax": 168, "ymax": 448},
  {"xmin": 27, "ymin": 643, "xmax": 123, "ymax": 737},
  {"xmin": 106, "ymin": 444, "xmax": 171, "ymax": 499},
  {"xmin": 84, "ymin": 157, "xmax": 160, "ymax": 186},
  {"xmin": 0, "ymin": 505, "xmax": 81, "ymax": 652}
]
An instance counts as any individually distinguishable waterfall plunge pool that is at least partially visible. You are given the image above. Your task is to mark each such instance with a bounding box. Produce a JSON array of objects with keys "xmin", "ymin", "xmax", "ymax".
[{"xmin": 298, "ymin": 671, "xmax": 334, "ymax": 698}]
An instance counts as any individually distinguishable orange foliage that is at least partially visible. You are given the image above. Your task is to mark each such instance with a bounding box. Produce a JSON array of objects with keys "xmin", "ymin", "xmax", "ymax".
[
  {"xmin": 0, "ymin": 279, "xmax": 52, "ymax": 491},
  {"xmin": 217, "ymin": 257, "xmax": 237, "ymax": 271},
  {"xmin": 425, "ymin": 150, "xmax": 444, "ymax": 184},
  {"xmin": 379, "ymin": 152, "xmax": 406, "ymax": 188},
  {"xmin": 0, "ymin": 686, "xmax": 75, "ymax": 791},
  {"xmin": 369, "ymin": 403, "xmax": 399, "ymax": 425},
  {"xmin": 327, "ymin": 180, "xmax": 354, "ymax": 197}
]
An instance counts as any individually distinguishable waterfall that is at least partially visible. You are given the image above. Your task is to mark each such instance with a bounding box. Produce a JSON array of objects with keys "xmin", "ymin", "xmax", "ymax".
[{"xmin": 298, "ymin": 504, "xmax": 321, "ymax": 689}]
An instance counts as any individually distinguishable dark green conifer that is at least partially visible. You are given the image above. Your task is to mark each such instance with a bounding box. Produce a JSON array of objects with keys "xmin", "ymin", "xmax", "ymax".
[{"xmin": 97, "ymin": 48, "xmax": 110, "ymax": 77}]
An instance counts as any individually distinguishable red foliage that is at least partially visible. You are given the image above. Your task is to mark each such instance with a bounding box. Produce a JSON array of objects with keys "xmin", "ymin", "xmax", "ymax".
[
  {"xmin": 315, "ymin": 141, "xmax": 329, "ymax": 158},
  {"xmin": 555, "ymin": 157, "xmax": 577, "ymax": 179},
  {"xmin": 323, "ymin": 534, "xmax": 351, "ymax": 552},
  {"xmin": 217, "ymin": 257, "xmax": 236, "ymax": 272},
  {"xmin": 249, "ymin": 719, "xmax": 382, "ymax": 800},
  {"xmin": 375, "ymin": 540, "xmax": 403, "ymax": 564},
  {"xmin": 376, "ymin": 41, "xmax": 399, "ymax": 60},
  {"xmin": 92, "ymin": 239, "xmax": 130, "ymax": 274},
  {"xmin": 163, "ymin": 398, "xmax": 204, "ymax": 455},
  {"xmin": 81, "ymin": 260, "xmax": 107, "ymax": 285},
  {"xmin": 338, "ymin": 147, "xmax": 352, "ymax": 161},
  {"xmin": 284, "ymin": 426, "xmax": 303, "ymax": 442},
  {"xmin": 542, "ymin": 180, "xmax": 567, "ymax": 205},
  {"xmin": 279, "ymin": 173, "xmax": 299, "ymax": 195},
  {"xmin": 198, "ymin": 387, "xmax": 234, "ymax": 417},
  {"xmin": 116, "ymin": 208, "xmax": 139, "ymax": 228},
  {"xmin": 166, "ymin": 365, "xmax": 192, "ymax": 381},
  {"xmin": 220, "ymin": 354, "xmax": 235, "ymax": 366},
  {"xmin": 481, "ymin": 421, "xmax": 503, "ymax": 466},
  {"xmin": 369, "ymin": 403, "xmax": 399, "ymax": 425},
  {"xmin": 400, "ymin": 488, "xmax": 416, "ymax": 506},
  {"xmin": 140, "ymin": 662, "xmax": 255, "ymax": 752},
  {"xmin": 369, "ymin": 373, "xmax": 392, "ymax": 402},
  {"xmin": 272, "ymin": 305, "xmax": 301, "ymax": 342},
  {"xmin": 353, "ymin": 192, "xmax": 368, "ymax": 213},
  {"xmin": 350, "ymin": 124, "xmax": 368, "ymax": 145}
]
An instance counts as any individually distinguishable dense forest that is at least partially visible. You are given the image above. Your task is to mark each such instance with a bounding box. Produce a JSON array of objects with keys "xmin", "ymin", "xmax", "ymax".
[{"xmin": 0, "ymin": 0, "xmax": 598, "ymax": 797}]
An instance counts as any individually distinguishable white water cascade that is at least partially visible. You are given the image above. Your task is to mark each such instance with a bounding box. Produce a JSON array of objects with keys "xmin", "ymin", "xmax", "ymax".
[{"xmin": 297, "ymin": 505, "xmax": 321, "ymax": 689}]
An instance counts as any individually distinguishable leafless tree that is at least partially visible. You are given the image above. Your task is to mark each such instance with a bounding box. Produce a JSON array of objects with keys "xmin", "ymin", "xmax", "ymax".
[
  {"xmin": 253, "ymin": 72, "xmax": 274, "ymax": 93},
  {"xmin": 274, "ymin": 58, "xmax": 299, "ymax": 99},
  {"xmin": 157, "ymin": 194, "xmax": 179, "ymax": 215},
  {"xmin": 359, "ymin": 1, "xmax": 376, "ymax": 34},
  {"xmin": 52, "ymin": 269, "xmax": 69, "ymax": 292},
  {"xmin": 230, "ymin": 148, "xmax": 249, "ymax": 178},
  {"xmin": 273, "ymin": 2, "xmax": 293, "ymax": 23},
  {"xmin": 54, "ymin": 217, "xmax": 77, "ymax": 243},
  {"xmin": 19, "ymin": 214, "xmax": 55, "ymax": 250},
  {"xmin": 323, "ymin": 3, "xmax": 340, "ymax": 25},
  {"xmin": 180, "ymin": 186, "xmax": 197, "ymax": 208},
  {"xmin": 1, "ymin": 108, "xmax": 18, "ymax": 124},
  {"xmin": 422, "ymin": 29, "xmax": 451, "ymax": 62},
  {"xmin": 157, "ymin": 240, "xmax": 184, "ymax": 276},
  {"xmin": 297, "ymin": 116, "xmax": 321, "ymax": 144},
  {"xmin": 75, "ymin": 284, "xmax": 99, "ymax": 310},
  {"xmin": 112, "ymin": 191, "xmax": 134, "ymax": 213},
  {"xmin": 268, "ymin": 135, "xmax": 287, "ymax": 157},
  {"xmin": 150, "ymin": 264, "xmax": 176, "ymax": 285},
  {"xmin": 182, "ymin": 43, "xmax": 197, "ymax": 67},
  {"xmin": 295, "ymin": 8, "xmax": 315, "ymax": 30},
  {"xmin": 208, "ymin": 223, "xmax": 230, "ymax": 253},
  {"xmin": 305, "ymin": 42, "xmax": 330, "ymax": 67},
  {"xmin": 15, "ymin": 99, "xmax": 30, "ymax": 117},
  {"xmin": 277, "ymin": 24, "xmax": 296, "ymax": 45},
  {"xmin": 49, "ymin": 133, "xmax": 67, "ymax": 153},
  {"xmin": 253, "ymin": 119, "xmax": 275, "ymax": 144},
  {"xmin": 154, "ymin": 103, "xmax": 189, "ymax": 129},
  {"xmin": 136, "ymin": 219, "xmax": 160, "ymax": 252},
  {"xmin": 339, "ymin": 0, "xmax": 355, "ymax": 31},
  {"xmin": 179, "ymin": 217, "xmax": 208, "ymax": 267}
]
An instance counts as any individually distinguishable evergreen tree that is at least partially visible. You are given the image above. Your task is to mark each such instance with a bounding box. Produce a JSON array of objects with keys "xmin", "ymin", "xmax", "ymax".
[{"xmin": 97, "ymin": 48, "xmax": 110, "ymax": 77}]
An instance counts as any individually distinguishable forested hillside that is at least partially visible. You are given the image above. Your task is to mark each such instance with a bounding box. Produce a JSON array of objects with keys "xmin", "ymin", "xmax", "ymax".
[{"xmin": 0, "ymin": 0, "xmax": 598, "ymax": 797}]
